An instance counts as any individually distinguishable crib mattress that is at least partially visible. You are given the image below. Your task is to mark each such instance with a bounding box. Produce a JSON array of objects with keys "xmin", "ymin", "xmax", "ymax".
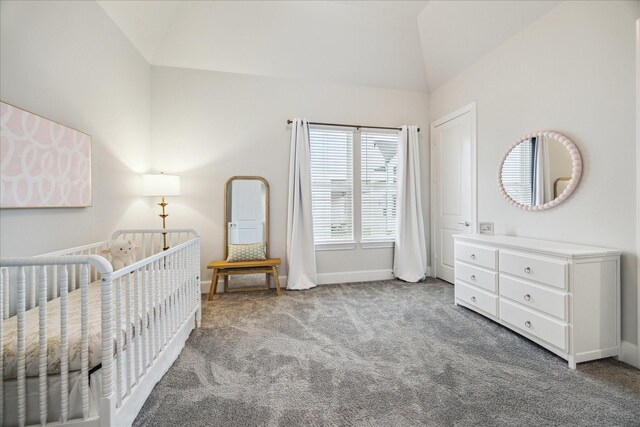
[{"xmin": 2, "ymin": 269, "xmax": 189, "ymax": 380}]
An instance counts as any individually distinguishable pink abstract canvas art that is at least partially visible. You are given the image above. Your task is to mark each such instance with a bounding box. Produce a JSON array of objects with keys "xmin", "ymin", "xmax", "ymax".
[{"xmin": 0, "ymin": 102, "xmax": 91, "ymax": 208}]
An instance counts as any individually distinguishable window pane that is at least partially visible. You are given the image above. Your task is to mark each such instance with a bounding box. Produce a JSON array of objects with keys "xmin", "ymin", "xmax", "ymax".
[
  {"xmin": 361, "ymin": 130, "xmax": 399, "ymax": 242},
  {"xmin": 309, "ymin": 127, "xmax": 354, "ymax": 243},
  {"xmin": 501, "ymin": 139, "xmax": 534, "ymax": 205}
]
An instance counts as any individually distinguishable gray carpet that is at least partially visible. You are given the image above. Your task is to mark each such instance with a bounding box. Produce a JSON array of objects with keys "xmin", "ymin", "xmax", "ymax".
[{"xmin": 134, "ymin": 279, "xmax": 640, "ymax": 426}]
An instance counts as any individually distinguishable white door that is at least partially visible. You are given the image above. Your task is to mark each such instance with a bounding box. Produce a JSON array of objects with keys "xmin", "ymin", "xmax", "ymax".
[{"xmin": 431, "ymin": 104, "xmax": 476, "ymax": 283}]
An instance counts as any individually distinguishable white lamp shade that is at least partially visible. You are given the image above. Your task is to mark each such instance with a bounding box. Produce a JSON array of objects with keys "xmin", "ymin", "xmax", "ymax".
[{"xmin": 142, "ymin": 174, "xmax": 181, "ymax": 197}]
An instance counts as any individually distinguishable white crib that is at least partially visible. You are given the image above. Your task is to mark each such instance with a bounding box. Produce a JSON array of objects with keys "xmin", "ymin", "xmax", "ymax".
[{"xmin": 0, "ymin": 229, "xmax": 201, "ymax": 427}]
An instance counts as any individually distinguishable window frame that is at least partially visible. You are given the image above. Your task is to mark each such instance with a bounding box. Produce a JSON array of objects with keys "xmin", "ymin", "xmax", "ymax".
[
  {"xmin": 309, "ymin": 125, "xmax": 399, "ymax": 250},
  {"xmin": 309, "ymin": 125, "xmax": 356, "ymax": 247},
  {"xmin": 360, "ymin": 129, "xmax": 399, "ymax": 245}
]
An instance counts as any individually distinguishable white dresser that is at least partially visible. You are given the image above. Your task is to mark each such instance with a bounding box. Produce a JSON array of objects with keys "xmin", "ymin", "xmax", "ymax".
[{"xmin": 453, "ymin": 234, "xmax": 620, "ymax": 368}]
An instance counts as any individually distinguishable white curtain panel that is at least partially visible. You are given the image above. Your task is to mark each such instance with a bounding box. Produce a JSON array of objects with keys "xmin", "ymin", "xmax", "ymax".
[
  {"xmin": 393, "ymin": 125, "xmax": 427, "ymax": 282},
  {"xmin": 533, "ymin": 136, "xmax": 551, "ymax": 205},
  {"xmin": 286, "ymin": 118, "xmax": 318, "ymax": 290}
]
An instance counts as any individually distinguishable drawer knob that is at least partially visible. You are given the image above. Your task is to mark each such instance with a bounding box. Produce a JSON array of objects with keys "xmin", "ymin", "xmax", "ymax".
[
  {"xmin": 524, "ymin": 267, "xmax": 531, "ymax": 274},
  {"xmin": 470, "ymin": 254, "xmax": 476, "ymax": 260},
  {"xmin": 471, "ymin": 296, "xmax": 477, "ymax": 302},
  {"xmin": 470, "ymin": 275, "xmax": 476, "ymax": 281},
  {"xmin": 525, "ymin": 321, "xmax": 532, "ymax": 328},
  {"xmin": 524, "ymin": 294, "xmax": 531, "ymax": 301}
]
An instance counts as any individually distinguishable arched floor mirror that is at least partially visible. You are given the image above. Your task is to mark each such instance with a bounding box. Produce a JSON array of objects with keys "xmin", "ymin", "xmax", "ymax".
[{"xmin": 207, "ymin": 176, "xmax": 282, "ymax": 300}]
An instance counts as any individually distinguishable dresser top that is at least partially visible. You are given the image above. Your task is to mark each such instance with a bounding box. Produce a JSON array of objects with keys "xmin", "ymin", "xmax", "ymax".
[{"xmin": 453, "ymin": 234, "xmax": 621, "ymax": 258}]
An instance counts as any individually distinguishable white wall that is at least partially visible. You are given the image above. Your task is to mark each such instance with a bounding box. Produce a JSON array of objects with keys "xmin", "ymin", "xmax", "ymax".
[
  {"xmin": 429, "ymin": 1, "xmax": 640, "ymax": 345},
  {"xmin": 0, "ymin": 0, "xmax": 154, "ymax": 256},
  {"xmin": 150, "ymin": 66, "xmax": 429, "ymax": 285}
]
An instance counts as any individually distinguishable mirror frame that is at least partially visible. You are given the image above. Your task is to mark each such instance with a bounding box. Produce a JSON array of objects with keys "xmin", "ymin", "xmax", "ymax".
[
  {"xmin": 498, "ymin": 131, "xmax": 582, "ymax": 211},
  {"xmin": 223, "ymin": 176, "xmax": 270, "ymax": 259}
]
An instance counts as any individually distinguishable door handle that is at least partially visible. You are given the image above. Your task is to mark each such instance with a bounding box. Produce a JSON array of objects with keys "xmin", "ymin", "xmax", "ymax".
[{"xmin": 458, "ymin": 221, "xmax": 470, "ymax": 227}]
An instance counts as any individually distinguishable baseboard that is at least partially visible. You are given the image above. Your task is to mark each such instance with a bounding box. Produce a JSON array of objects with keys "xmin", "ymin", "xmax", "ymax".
[
  {"xmin": 319, "ymin": 268, "xmax": 431, "ymax": 285},
  {"xmin": 316, "ymin": 269, "xmax": 395, "ymax": 285},
  {"xmin": 202, "ymin": 267, "xmax": 432, "ymax": 294},
  {"xmin": 620, "ymin": 340, "xmax": 639, "ymax": 368}
]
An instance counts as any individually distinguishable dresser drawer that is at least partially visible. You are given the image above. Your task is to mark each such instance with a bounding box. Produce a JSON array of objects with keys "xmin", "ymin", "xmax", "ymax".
[
  {"xmin": 455, "ymin": 262, "xmax": 497, "ymax": 293},
  {"xmin": 500, "ymin": 299, "xmax": 568, "ymax": 351},
  {"xmin": 500, "ymin": 275, "xmax": 567, "ymax": 320},
  {"xmin": 499, "ymin": 251, "xmax": 567, "ymax": 289},
  {"xmin": 456, "ymin": 282, "xmax": 497, "ymax": 317},
  {"xmin": 455, "ymin": 242, "xmax": 497, "ymax": 270}
]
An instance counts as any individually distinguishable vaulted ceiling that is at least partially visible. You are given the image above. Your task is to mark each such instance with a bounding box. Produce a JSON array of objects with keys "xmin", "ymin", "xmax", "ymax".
[{"xmin": 98, "ymin": 0, "xmax": 560, "ymax": 92}]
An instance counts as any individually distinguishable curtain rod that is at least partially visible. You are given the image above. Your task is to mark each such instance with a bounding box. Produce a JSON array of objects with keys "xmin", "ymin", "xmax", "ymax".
[{"xmin": 286, "ymin": 119, "xmax": 420, "ymax": 133}]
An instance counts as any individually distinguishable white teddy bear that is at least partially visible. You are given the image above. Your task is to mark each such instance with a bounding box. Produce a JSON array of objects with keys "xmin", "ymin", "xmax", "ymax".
[{"xmin": 101, "ymin": 240, "xmax": 138, "ymax": 270}]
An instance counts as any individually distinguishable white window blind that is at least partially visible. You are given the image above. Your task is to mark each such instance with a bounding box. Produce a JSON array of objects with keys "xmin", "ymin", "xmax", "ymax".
[
  {"xmin": 309, "ymin": 127, "xmax": 354, "ymax": 243},
  {"xmin": 361, "ymin": 130, "xmax": 399, "ymax": 242},
  {"xmin": 501, "ymin": 139, "xmax": 533, "ymax": 205}
]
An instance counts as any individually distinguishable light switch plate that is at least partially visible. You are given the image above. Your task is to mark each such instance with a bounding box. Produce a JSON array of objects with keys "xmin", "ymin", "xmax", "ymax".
[{"xmin": 479, "ymin": 222, "xmax": 494, "ymax": 235}]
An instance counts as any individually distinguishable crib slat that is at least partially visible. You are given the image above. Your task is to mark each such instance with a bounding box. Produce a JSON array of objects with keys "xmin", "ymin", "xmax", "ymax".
[
  {"xmin": 17, "ymin": 266, "xmax": 26, "ymax": 427},
  {"xmin": 189, "ymin": 245, "xmax": 200, "ymax": 318},
  {"xmin": 174, "ymin": 252, "xmax": 180, "ymax": 327},
  {"xmin": 142, "ymin": 266, "xmax": 153, "ymax": 373},
  {"xmin": 162, "ymin": 255, "xmax": 169, "ymax": 348},
  {"xmin": 181, "ymin": 249, "xmax": 186, "ymax": 323},
  {"xmin": 38, "ymin": 266, "xmax": 48, "ymax": 425},
  {"xmin": 89, "ymin": 248, "xmax": 95, "ymax": 282},
  {"xmin": 167, "ymin": 254, "xmax": 172, "ymax": 339},
  {"xmin": 134, "ymin": 269, "xmax": 142, "ymax": 381},
  {"xmin": 100, "ymin": 270, "xmax": 114, "ymax": 411},
  {"xmin": 2, "ymin": 268, "xmax": 8, "ymax": 320},
  {"xmin": 170, "ymin": 253, "xmax": 176, "ymax": 337},
  {"xmin": 150, "ymin": 260, "xmax": 156, "ymax": 361},
  {"xmin": 174, "ymin": 252, "xmax": 180, "ymax": 328},
  {"xmin": 156, "ymin": 261, "xmax": 162, "ymax": 352},
  {"xmin": 179, "ymin": 251, "xmax": 184, "ymax": 325},
  {"xmin": 187, "ymin": 245, "xmax": 192, "ymax": 317},
  {"xmin": 0, "ymin": 266, "xmax": 5, "ymax": 424},
  {"xmin": 190, "ymin": 244, "xmax": 195, "ymax": 319},
  {"xmin": 29, "ymin": 266, "xmax": 36, "ymax": 310},
  {"xmin": 197, "ymin": 243, "xmax": 202, "ymax": 327},
  {"xmin": 189, "ymin": 244, "xmax": 194, "ymax": 317},
  {"xmin": 52, "ymin": 264, "xmax": 58, "ymax": 299},
  {"xmin": 141, "ymin": 265, "xmax": 149, "ymax": 374},
  {"xmin": 187, "ymin": 247, "xmax": 191, "ymax": 316},
  {"xmin": 125, "ymin": 273, "xmax": 134, "ymax": 395},
  {"xmin": 59, "ymin": 265, "xmax": 69, "ymax": 422},
  {"xmin": 178, "ymin": 250, "xmax": 183, "ymax": 325},
  {"xmin": 80, "ymin": 264, "xmax": 90, "ymax": 418},
  {"xmin": 175, "ymin": 252, "xmax": 180, "ymax": 332},
  {"xmin": 115, "ymin": 276, "xmax": 124, "ymax": 407},
  {"xmin": 183, "ymin": 249, "xmax": 187, "ymax": 322},
  {"xmin": 177, "ymin": 251, "xmax": 182, "ymax": 327},
  {"xmin": 70, "ymin": 263, "xmax": 77, "ymax": 292}
]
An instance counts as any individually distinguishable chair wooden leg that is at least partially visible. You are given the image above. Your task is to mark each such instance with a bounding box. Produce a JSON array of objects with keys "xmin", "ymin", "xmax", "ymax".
[
  {"xmin": 272, "ymin": 266, "xmax": 282, "ymax": 296},
  {"xmin": 208, "ymin": 268, "xmax": 219, "ymax": 301},
  {"xmin": 224, "ymin": 274, "xmax": 229, "ymax": 292}
]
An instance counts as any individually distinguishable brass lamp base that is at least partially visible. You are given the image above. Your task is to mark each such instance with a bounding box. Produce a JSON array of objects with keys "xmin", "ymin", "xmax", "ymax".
[{"xmin": 159, "ymin": 196, "xmax": 169, "ymax": 251}]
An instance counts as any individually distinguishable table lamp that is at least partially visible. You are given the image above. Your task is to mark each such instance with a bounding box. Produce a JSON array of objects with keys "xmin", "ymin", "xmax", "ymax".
[{"xmin": 142, "ymin": 172, "xmax": 181, "ymax": 250}]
